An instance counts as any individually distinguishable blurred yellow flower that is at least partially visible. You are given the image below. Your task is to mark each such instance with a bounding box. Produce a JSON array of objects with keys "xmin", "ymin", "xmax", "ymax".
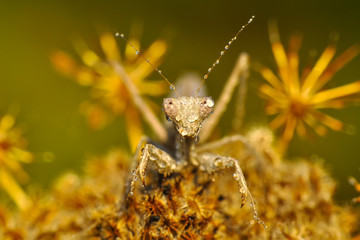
[
  {"xmin": 349, "ymin": 177, "xmax": 360, "ymax": 203},
  {"xmin": 257, "ymin": 22, "xmax": 360, "ymax": 153},
  {"xmin": 0, "ymin": 114, "xmax": 33, "ymax": 210},
  {"xmin": 51, "ymin": 30, "xmax": 169, "ymax": 150}
]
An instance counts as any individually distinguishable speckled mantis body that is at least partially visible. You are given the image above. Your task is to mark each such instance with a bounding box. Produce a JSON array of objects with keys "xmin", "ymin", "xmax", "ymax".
[{"xmin": 114, "ymin": 16, "xmax": 266, "ymax": 227}]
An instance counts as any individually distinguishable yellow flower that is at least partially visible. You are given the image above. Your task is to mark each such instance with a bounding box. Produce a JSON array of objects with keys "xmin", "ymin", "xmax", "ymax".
[
  {"xmin": 0, "ymin": 114, "xmax": 33, "ymax": 210},
  {"xmin": 257, "ymin": 22, "xmax": 360, "ymax": 153},
  {"xmin": 51, "ymin": 29, "xmax": 169, "ymax": 150}
]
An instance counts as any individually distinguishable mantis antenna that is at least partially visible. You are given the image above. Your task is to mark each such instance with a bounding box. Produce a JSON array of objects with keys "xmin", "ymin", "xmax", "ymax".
[
  {"xmin": 115, "ymin": 32, "xmax": 180, "ymax": 97},
  {"xmin": 195, "ymin": 15, "xmax": 255, "ymax": 96}
]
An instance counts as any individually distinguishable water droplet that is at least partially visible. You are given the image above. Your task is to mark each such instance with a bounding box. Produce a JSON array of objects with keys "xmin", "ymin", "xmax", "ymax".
[
  {"xmin": 225, "ymin": 45, "xmax": 229, "ymax": 50},
  {"xmin": 135, "ymin": 50, "xmax": 140, "ymax": 55},
  {"xmin": 149, "ymin": 155, "xmax": 158, "ymax": 161},
  {"xmin": 158, "ymin": 161, "xmax": 166, "ymax": 168},
  {"xmin": 158, "ymin": 70, "xmax": 162, "ymax": 74},
  {"xmin": 170, "ymin": 84, "xmax": 175, "ymax": 90},
  {"xmin": 188, "ymin": 113, "xmax": 198, "ymax": 122},
  {"xmin": 215, "ymin": 159, "xmax": 222, "ymax": 167},
  {"xmin": 115, "ymin": 32, "xmax": 120, "ymax": 37},
  {"xmin": 208, "ymin": 68, "xmax": 211, "ymax": 72},
  {"xmin": 220, "ymin": 51, "xmax": 224, "ymax": 55},
  {"xmin": 215, "ymin": 60, "xmax": 220, "ymax": 64},
  {"xmin": 233, "ymin": 37, "xmax": 237, "ymax": 40},
  {"xmin": 206, "ymin": 98, "xmax": 214, "ymax": 107},
  {"xmin": 120, "ymin": 34, "xmax": 125, "ymax": 38},
  {"xmin": 181, "ymin": 129, "xmax": 189, "ymax": 136},
  {"xmin": 132, "ymin": 170, "xmax": 137, "ymax": 175},
  {"xmin": 233, "ymin": 173, "xmax": 238, "ymax": 180},
  {"xmin": 203, "ymin": 75, "xmax": 208, "ymax": 80},
  {"xmin": 129, "ymin": 191, "xmax": 134, "ymax": 196},
  {"xmin": 249, "ymin": 16, "xmax": 255, "ymax": 23}
]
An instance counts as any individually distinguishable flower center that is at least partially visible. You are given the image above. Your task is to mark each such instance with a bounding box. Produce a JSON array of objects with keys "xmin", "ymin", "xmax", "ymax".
[{"xmin": 289, "ymin": 98, "xmax": 308, "ymax": 118}]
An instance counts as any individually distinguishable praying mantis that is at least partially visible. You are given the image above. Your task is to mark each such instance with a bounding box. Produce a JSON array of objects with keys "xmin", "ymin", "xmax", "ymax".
[{"xmin": 113, "ymin": 16, "xmax": 266, "ymax": 228}]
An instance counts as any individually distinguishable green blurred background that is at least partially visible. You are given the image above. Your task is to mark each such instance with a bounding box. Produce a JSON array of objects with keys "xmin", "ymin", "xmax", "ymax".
[{"xmin": 0, "ymin": 0, "xmax": 359, "ymax": 202}]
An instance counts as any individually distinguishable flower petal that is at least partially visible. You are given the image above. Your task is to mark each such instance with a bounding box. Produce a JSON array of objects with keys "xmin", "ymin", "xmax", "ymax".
[
  {"xmin": 259, "ymin": 84, "xmax": 288, "ymax": 104},
  {"xmin": 311, "ymin": 110, "xmax": 343, "ymax": 131},
  {"xmin": 50, "ymin": 51, "xmax": 77, "ymax": 75},
  {"xmin": 74, "ymin": 39, "xmax": 101, "ymax": 67},
  {"xmin": 311, "ymin": 81, "xmax": 360, "ymax": 104},
  {"xmin": 287, "ymin": 33, "xmax": 302, "ymax": 94},
  {"xmin": 99, "ymin": 33, "xmax": 121, "ymax": 62},
  {"xmin": 314, "ymin": 43, "xmax": 360, "ymax": 92},
  {"xmin": 304, "ymin": 114, "xmax": 328, "ymax": 136},
  {"xmin": 283, "ymin": 115, "xmax": 297, "ymax": 141},
  {"xmin": 138, "ymin": 80, "xmax": 168, "ymax": 96},
  {"xmin": 296, "ymin": 119, "xmax": 307, "ymax": 138},
  {"xmin": 265, "ymin": 104, "xmax": 281, "ymax": 115},
  {"xmin": 0, "ymin": 168, "xmax": 32, "ymax": 210},
  {"xmin": 0, "ymin": 115, "xmax": 15, "ymax": 132},
  {"xmin": 269, "ymin": 21, "xmax": 290, "ymax": 91},
  {"xmin": 130, "ymin": 40, "xmax": 167, "ymax": 82},
  {"xmin": 269, "ymin": 113, "xmax": 288, "ymax": 129},
  {"xmin": 125, "ymin": 106, "xmax": 143, "ymax": 152},
  {"xmin": 301, "ymin": 40, "xmax": 337, "ymax": 95},
  {"xmin": 255, "ymin": 64, "xmax": 284, "ymax": 91}
]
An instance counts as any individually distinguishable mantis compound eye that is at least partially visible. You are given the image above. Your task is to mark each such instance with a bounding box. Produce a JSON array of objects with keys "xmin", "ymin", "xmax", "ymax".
[
  {"xmin": 163, "ymin": 98, "xmax": 179, "ymax": 121},
  {"xmin": 199, "ymin": 97, "xmax": 214, "ymax": 119}
]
